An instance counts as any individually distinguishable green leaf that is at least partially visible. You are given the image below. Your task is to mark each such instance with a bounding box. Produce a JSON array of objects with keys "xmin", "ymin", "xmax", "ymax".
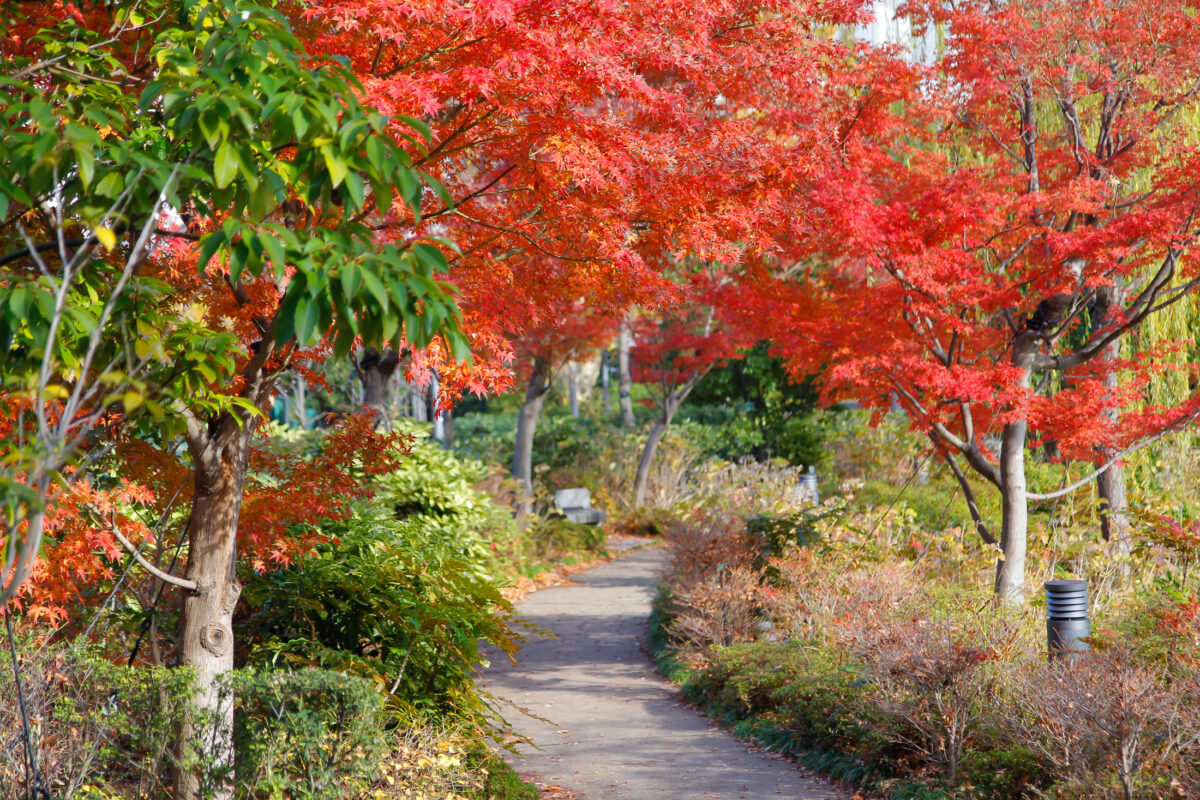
[
  {"xmin": 259, "ymin": 232, "xmax": 287, "ymax": 274},
  {"xmin": 73, "ymin": 142, "xmax": 95, "ymax": 188},
  {"xmin": 361, "ymin": 270, "xmax": 389, "ymax": 311},
  {"xmin": 294, "ymin": 295, "xmax": 321, "ymax": 344},
  {"xmin": 214, "ymin": 140, "xmax": 238, "ymax": 189},
  {"xmin": 196, "ymin": 231, "xmax": 226, "ymax": 272},
  {"xmin": 340, "ymin": 262, "xmax": 362, "ymax": 298},
  {"xmin": 321, "ymin": 145, "xmax": 348, "ymax": 188},
  {"xmin": 413, "ymin": 243, "xmax": 449, "ymax": 272},
  {"xmin": 344, "ymin": 171, "xmax": 365, "ymax": 210},
  {"xmin": 396, "ymin": 114, "xmax": 433, "ymax": 143}
]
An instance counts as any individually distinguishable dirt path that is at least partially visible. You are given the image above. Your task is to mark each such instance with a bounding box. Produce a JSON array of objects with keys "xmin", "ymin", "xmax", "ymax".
[{"xmin": 484, "ymin": 546, "xmax": 847, "ymax": 800}]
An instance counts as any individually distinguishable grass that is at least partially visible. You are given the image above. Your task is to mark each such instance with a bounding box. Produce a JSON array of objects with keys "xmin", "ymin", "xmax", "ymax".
[{"xmin": 470, "ymin": 751, "xmax": 539, "ymax": 800}]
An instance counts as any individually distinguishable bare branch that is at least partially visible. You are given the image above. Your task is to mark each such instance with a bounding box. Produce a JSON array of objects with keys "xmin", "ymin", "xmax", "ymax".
[{"xmin": 105, "ymin": 517, "xmax": 198, "ymax": 591}]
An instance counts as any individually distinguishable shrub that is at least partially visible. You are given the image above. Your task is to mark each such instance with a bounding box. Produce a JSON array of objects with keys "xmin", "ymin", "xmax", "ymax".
[
  {"xmin": 373, "ymin": 421, "xmax": 521, "ymax": 576},
  {"xmin": 745, "ymin": 505, "xmax": 832, "ymax": 561},
  {"xmin": 844, "ymin": 608, "xmax": 1023, "ymax": 786},
  {"xmin": 668, "ymin": 564, "xmax": 764, "ymax": 652},
  {"xmin": 528, "ymin": 516, "xmax": 605, "ymax": 560},
  {"xmin": 0, "ymin": 635, "xmax": 204, "ymax": 799},
  {"xmin": 369, "ymin": 729, "xmax": 538, "ymax": 800},
  {"xmin": 663, "ymin": 511, "xmax": 756, "ymax": 590},
  {"xmin": 228, "ymin": 669, "xmax": 384, "ymax": 800},
  {"xmin": 1011, "ymin": 643, "xmax": 1197, "ymax": 800},
  {"xmin": 679, "ymin": 641, "xmax": 894, "ymax": 788},
  {"xmin": 239, "ymin": 508, "xmax": 524, "ymax": 730}
]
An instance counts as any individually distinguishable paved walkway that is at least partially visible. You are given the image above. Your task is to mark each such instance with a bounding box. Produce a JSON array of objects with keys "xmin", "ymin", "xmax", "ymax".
[{"xmin": 484, "ymin": 546, "xmax": 846, "ymax": 800}]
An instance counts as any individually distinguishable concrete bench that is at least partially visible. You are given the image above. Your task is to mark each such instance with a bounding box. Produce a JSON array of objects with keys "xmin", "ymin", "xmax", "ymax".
[{"xmin": 554, "ymin": 488, "xmax": 606, "ymax": 525}]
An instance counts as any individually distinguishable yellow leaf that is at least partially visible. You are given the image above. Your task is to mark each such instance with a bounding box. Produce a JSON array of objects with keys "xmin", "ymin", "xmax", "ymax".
[{"xmin": 95, "ymin": 227, "xmax": 117, "ymax": 251}]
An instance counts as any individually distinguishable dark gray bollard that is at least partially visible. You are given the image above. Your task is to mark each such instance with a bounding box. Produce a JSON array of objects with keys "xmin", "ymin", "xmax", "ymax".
[{"xmin": 1045, "ymin": 580, "xmax": 1089, "ymax": 662}]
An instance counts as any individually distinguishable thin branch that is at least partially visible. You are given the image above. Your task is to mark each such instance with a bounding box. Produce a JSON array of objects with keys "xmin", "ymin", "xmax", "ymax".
[
  {"xmin": 932, "ymin": 431, "xmax": 997, "ymax": 545},
  {"xmin": 1027, "ymin": 410, "xmax": 1200, "ymax": 501},
  {"xmin": 106, "ymin": 518, "xmax": 198, "ymax": 591}
]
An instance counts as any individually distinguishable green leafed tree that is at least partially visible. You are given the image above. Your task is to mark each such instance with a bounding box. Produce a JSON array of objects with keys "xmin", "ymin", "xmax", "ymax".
[{"xmin": 2, "ymin": 0, "xmax": 467, "ymax": 795}]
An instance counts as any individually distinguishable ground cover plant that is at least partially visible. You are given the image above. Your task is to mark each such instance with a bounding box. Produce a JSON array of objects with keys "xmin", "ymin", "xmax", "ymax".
[{"xmin": 648, "ymin": 472, "xmax": 1200, "ymax": 799}]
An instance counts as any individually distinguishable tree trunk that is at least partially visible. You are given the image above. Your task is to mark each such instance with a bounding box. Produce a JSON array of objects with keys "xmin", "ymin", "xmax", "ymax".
[
  {"xmin": 430, "ymin": 372, "xmax": 444, "ymax": 441},
  {"xmin": 995, "ymin": 332, "xmax": 1038, "ymax": 604},
  {"xmin": 1091, "ymin": 282, "xmax": 1132, "ymax": 558},
  {"xmin": 512, "ymin": 355, "xmax": 551, "ymax": 512},
  {"xmin": 291, "ymin": 374, "xmax": 308, "ymax": 428},
  {"xmin": 175, "ymin": 424, "xmax": 254, "ymax": 800},
  {"xmin": 568, "ymin": 362, "xmax": 580, "ymax": 417},
  {"xmin": 633, "ymin": 413, "xmax": 670, "ymax": 507},
  {"xmin": 411, "ymin": 380, "xmax": 427, "ymax": 421},
  {"xmin": 1096, "ymin": 412, "xmax": 1131, "ymax": 553},
  {"xmin": 633, "ymin": 369, "xmax": 707, "ymax": 507},
  {"xmin": 443, "ymin": 405, "xmax": 455, "ymax": 449},
  {"xmin": 618, "ymin": 317, "xmax": 635, "ymax": 427},
  {"xmin": 601, "ymin": 349, "xmax": 611, "ymax": 413},
  {"xmin": 356, "ymin": 347, "xmax": 400, "ymax": 425}
]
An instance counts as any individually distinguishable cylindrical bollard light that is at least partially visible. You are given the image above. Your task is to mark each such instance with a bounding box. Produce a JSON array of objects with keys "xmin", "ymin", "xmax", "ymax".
[
  {"xmin": 800, "ymin": 465, "xmax": 819, "ymax": 504},
  {"xmin": 1045, "ymin": 579, "xmax": 1089, "ymax": 662}
]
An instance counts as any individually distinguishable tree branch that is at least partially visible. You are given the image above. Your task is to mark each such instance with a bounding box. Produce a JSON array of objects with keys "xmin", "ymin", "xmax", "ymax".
[
  {"xmin": 106, "ymin": 518, "xmax": 198, "ymax": 591},
  {"xmin": 1027, "ymin": 410, "xmax": 1200, "ymax": 500}
]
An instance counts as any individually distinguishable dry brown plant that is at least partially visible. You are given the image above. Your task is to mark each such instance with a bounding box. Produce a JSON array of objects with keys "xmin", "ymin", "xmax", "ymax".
[
  {"xmin": 1011, "ymin": 643, "xmax": 1196, "ymax": 800},
  {"xmin": 842, "ymin": 605, "xmax": 1024, "ymax": 786},
  {"xmin": 668, "ymin": 565, "xmax": 765, "ymax": 655},
  {"xmin": 663, "ymin": 511, "xmax": 756, "ymax": 587}
]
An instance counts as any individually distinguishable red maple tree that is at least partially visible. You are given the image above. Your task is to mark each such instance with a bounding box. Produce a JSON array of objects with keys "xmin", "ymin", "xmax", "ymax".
[
  {"xmin": 294, "ymin": 0, "xmax": 873, "ymax": 382},
  {"xmin": 744, "ymin": 0, "xmax": 1200, "ymax": 601}
]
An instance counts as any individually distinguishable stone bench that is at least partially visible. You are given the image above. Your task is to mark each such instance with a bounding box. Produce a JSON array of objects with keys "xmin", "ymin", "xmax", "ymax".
[{"xmin": 554, "ymin": 488, "xmax": 606, "ymax": 525}]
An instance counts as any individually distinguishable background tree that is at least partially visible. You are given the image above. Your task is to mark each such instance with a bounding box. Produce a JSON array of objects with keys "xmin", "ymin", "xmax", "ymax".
[
  {"xmin": 630, "ymin": 276, "xmax": 747, "ymax": 506},
  {"xmin": 748, "ymin": 0, "xmax": 1200, "ymax": 602},
  {"xmin": 683, "ymin": 342, "xmax": 822, "ymax": 465},
  {"xmin": 297, "ymin": 0, "xmax": 872, "ymax": 399},
  {"xmin": 510, "ymin": 305, "xmax": 620, "ymax": 511}
]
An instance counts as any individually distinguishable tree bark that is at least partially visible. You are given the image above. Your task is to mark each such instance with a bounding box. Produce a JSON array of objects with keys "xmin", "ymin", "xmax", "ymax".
[
  {"xmin": 995, "ymin": 331, "xmax": 1038, "ymax": 603},
  {"xmin": 430, "ymin": 372, "xmax": 445, "ymax": 441},
  {"xmin": 568, "ymin": 362, "xmax": 580, "ymax": 417},
  {"xmin": 633, "ymin": 414, "xmax": 670, "ymax": 507},
  {"xmin": 512, "ymin": 355, "xmax": 551, "ymax": 513},
  {"xmin": 633, "ymin": 371, "xmax": 704, "ymax": 507},
  {"xmin": 1091, "ymin": 282, "xmax": 1132, "ymax": 558},
  {"xmin": 410, "ymin": 379, "xmax": 427, "ymax": 421},
  {"xmin": 617, "ymin": 317, "xmax": 635, "ymax": 427},
  {"xmin": 601, "ymin": 348, "xmax": 611, "ymax": 413},
  {"xmin": 175, "ymin": 417, "xmax": 257, "ymax": 799},
  {"xmin": 355, "ymin": 347, "xmax": 400, "ymax": 425},
  {"xmin": 173, "ymin": 323, "xmax": 278, "ymax": 799}
]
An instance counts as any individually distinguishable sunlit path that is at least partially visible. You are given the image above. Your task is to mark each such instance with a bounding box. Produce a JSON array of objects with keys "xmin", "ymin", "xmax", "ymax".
[{"xmin": 485, "ymin": 547, "xmax": 846, "ymax": 800}]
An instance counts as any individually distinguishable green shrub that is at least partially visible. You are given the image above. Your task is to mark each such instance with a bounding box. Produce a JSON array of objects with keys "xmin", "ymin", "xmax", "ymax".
[
  {"xmin": 239, "ymin": 508, "xmax": 524, "ymax": 730},
  {"xmin": 374, "ymin": 421, "xmax": 521, "ymax": 576},
  {"xmin": 958, "ymin": 746, "xmax": 1046, "ymax": 799},
  {"xmin": 684, "ymin": 642, "xmax": 890, "ymax": 770},
  {"xmin": 530, "ymin": 515, "xmax": 606, "ymax": 559},
  {"xmin": 0, "ymin": 635, "xmax": 209, "ymax": 799},
  {"xmin": 745, "ymin": 506, "xmax": 831, "ymax": 560},
  {"xmin": 470, "ymin": 752, "xmax": 540, "ymax": 800},
  {"xmin": 227, "ymin": 669, "xmax": 384, "ymax": 800}
]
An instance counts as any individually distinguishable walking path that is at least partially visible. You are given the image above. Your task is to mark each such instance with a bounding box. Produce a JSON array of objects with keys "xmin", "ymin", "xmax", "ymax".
[{"xmin": 484, "ymin": 545, "xmax": 847, "ymax": 800}]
